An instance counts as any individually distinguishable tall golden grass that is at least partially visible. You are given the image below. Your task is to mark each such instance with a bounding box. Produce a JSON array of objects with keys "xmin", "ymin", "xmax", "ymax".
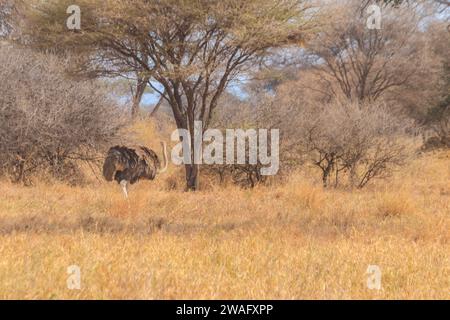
[{"xmin": 0, "ymin": 121, "xmax": 448, "ymax": 299}]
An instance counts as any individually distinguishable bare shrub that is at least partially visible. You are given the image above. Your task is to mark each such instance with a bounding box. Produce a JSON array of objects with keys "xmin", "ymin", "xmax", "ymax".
[
  {"xmin": 0, "ymin": 0, "xmax": 17, "ymax": 38},
  {"xmin": 205, "ymin": 93, "xmax": 291, "ymax": 188},
  {"xmin": 423, "ymin": 103, "xmax": 450, "ymax": 150},
  {"xmin": 422, "ymin": 22, "xmax": 450, "ymax": 149},
  {"xmin": 296, "ymin": 101, "xmax": 413, "ymax": 188},
  {"xmin": 0, "ymin": 46, "xmax": 125, "ymax": 184},
  {"xmin": 205, "ymin": 83, "xmax": 412, "ymax": 189}
]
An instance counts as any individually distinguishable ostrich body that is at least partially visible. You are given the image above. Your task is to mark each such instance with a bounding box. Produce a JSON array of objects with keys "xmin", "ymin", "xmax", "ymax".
[{"xmin": 103, "ymin": 142, "xmax": 168, "ymax": 197}]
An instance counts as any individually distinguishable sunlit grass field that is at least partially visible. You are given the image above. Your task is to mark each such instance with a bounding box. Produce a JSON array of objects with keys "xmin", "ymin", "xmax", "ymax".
[{"xmin": 0, "ymin": 147, "xmax": 448, "ymax": 299}]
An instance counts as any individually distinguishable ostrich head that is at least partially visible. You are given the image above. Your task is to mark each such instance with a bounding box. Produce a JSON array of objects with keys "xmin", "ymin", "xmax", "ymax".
[{"xmin": 102, "ymin": 148, "xmax": 127, "ymax": 181}]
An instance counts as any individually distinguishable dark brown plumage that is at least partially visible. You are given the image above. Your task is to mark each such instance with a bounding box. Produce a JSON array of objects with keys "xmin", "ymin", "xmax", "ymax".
[{"xmin": 103, "ymin": 142, "xmax": 167, "ymax": 197}]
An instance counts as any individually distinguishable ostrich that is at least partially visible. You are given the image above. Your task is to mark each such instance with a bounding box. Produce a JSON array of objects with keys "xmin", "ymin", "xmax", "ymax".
[{"xmin": 102, "ymin": 142, "xmax": 168, "ymax": 197}]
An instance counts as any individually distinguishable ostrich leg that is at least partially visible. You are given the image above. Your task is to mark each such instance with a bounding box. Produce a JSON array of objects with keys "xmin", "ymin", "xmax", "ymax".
[{"xmin": 120, "ymin": 180, "xmax": 129, "ymax": 198}]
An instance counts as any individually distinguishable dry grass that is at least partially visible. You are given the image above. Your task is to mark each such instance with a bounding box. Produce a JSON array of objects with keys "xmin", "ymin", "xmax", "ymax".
[{"xmin": 0, "ymin": 144, "xmax": 449, "ymax": 299}]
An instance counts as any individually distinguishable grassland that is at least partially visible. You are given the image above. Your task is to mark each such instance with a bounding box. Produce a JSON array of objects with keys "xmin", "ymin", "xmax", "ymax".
[{"xmin": 0, "ymin": 147, "xmax": 448, "ymax": 299}]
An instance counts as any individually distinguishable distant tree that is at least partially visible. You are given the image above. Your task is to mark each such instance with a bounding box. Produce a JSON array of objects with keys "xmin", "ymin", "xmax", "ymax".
[
  {"xmin": 423, "ymin": 22, "xmax": 450, "ymax": 148},
  {"xmin": 295, "ymin": 0, "xmax": 441, "ymax": 117},
  {"xmin": 22, "ymin": 0, "xmax": 315, "ymax": 190}
]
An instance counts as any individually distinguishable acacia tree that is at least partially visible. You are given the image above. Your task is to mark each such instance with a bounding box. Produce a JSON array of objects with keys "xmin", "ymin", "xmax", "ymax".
[
  {"xmin": 23, "ymin": 0, "xmax": 313, "ymax": 190},
  {"xmin": 301, "ymin": 0, "xmax": 440, "ymax": 112}
]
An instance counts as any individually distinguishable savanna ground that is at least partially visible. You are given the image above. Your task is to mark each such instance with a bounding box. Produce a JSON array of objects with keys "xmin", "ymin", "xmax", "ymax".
[{"xmin": 0, "ymin": 123, "xmax": 448, "ymax": 299}]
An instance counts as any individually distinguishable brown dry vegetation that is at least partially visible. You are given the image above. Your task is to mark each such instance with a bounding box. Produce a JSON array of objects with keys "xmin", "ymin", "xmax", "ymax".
[
  {"xmin": 0, "ymin": 122, "xmax": 448, "ymax": 299},
  {"xmin": 1, "ymin": 0, "xmax": 449, "ymax": 301}
]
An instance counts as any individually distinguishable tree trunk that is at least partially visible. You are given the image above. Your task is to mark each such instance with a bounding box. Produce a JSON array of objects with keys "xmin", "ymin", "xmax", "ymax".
[
  {"xmin": 149, "ymin": 93, "xmax": 164, "ymax": 117},
  {"xmin": 349, "ymin": 165, "xmax": 358, "ymax": 188},
  {"xmin": 185, "ymin": 163, "xmax": 199, "ymax": 191},
  {"xmin": 131, "ymin": 76, "xmax": 149, "ymax": 119},
  {"xmin": 322, "ymin": 169, "xmax": 329, "ymax": 188},
  {"xmin": 322, "ymin": 160, "xmax": 333, "ymax": 188}
]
